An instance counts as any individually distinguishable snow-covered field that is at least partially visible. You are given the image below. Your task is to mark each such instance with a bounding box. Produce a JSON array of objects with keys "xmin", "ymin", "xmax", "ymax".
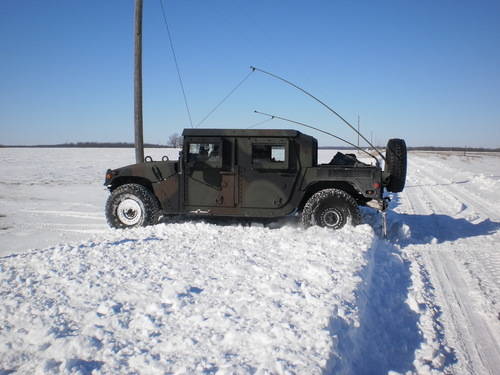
[{"xmin": 1, "ymin": 148, "xmax": 499, "ymax": 374}]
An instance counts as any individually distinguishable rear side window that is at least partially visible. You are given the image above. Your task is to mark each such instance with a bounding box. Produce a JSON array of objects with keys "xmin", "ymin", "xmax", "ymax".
[
  {"xmin": 188, "ymin": 143, "xmax": 221, "ymax": 163},
  {"xmin": 252, "ymin": 144, "xmax": 288, "ymax": 169}
]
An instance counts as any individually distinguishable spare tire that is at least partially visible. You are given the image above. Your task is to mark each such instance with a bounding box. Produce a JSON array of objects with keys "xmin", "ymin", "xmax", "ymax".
[{"xmin": 385, "ymin": 138, "xmax": 407, "ymax": 193}]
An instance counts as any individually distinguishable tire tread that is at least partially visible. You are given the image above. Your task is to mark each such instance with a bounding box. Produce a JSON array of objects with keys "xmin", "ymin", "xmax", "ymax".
[
  {"xmin": 301, "ymin": 188, "xmax": 361, "ymax": 228},
  {"xmin": 105, "ymin": 183, "xmax": 160, "ymax": 229},
  {"xmin": 385, "ymin": 138, "xmax": 407, "ymax": 193}
]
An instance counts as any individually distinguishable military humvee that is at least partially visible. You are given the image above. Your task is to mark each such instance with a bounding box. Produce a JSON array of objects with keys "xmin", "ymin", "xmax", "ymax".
[{"xmin": 104, "ymin": 128, "xmax": 406, "ymax": 230}]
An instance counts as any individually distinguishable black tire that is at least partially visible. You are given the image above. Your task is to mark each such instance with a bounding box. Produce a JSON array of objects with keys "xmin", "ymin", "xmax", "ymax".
[
  {"xmin": 385, "ymin": 138, "xmax": 407, "ymax": 193},
  {"xmin": 105, "ymin": 183, "xmax": 160, "ymax": 229},
  {"xmin": 301, "ymin": 188, "xmax": 361, "ymax": 229}
]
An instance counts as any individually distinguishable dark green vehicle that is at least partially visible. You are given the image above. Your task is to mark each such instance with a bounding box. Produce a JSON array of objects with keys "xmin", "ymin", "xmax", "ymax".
[{"xmin": 104, "ymin": 128, "xmax": 406, "ymax": 230}]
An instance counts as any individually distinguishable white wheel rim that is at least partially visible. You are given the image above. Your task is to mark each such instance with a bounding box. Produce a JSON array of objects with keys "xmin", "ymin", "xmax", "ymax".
[{"xmin": 117, "ymin": 198, "xmax": 142, "ymax": 226}]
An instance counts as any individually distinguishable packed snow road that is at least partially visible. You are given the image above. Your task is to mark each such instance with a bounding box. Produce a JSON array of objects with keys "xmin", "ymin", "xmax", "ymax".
[
  {"xmin": 391, "ymin": 152, "xmax": 500, "ymax": 375},
  {"xmin": 1, "ymin": 148, "xmax": 499, "ymax": 374}
]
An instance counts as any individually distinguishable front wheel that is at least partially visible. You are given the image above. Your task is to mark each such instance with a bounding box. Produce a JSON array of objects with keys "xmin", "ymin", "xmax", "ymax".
[
  {"xmin": 105, "ymin": 183, "xmax": 160, "ymax": 229},
  {"xmin": 301, "ymin": 188, "xmax": 361, "ymax": 229}
]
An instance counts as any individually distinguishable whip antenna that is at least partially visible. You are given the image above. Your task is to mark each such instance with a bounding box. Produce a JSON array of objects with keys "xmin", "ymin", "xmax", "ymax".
[
  {"xmin": 250, "ymin": 66, "xmax": 385, "ymax": 161},
  {"xmin": 254, "ymin": 110, "xmax": 379, "ymax": 164}
]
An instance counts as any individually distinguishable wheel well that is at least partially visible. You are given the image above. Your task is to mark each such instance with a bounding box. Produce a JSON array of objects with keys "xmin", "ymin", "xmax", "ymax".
[
  {"xmin": 109, "ymin": 176, "xmax": 154, "ymax": 193},
  {"xmin": 299, "ymin": 181, "xmax": 363, "ymax": 210}
]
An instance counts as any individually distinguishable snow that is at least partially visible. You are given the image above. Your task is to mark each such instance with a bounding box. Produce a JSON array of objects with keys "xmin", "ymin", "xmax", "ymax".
[
  {"xmin": 0, "ymin": 148, "xmax": 179, "ymax": 254},
  {"xmin": 390, "ymin": 151, "xmax": 500, "ymax": 375},
  {"xmin": 1, "ymin": 222, "xmax": 377, "ymax": 374},
  {"xmin": 1, "ymin": 148, "xmax": 500, "ymax": 374}
]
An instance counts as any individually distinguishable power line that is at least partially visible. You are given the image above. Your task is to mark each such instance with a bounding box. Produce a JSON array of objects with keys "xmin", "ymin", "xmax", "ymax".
[
  {"xmin": 197, "ymin": 69, "xmax": 255, "ymax": 127},
  {"xmin": 159, "ymin": 0, "xmax": 193, "ymax": 128}
]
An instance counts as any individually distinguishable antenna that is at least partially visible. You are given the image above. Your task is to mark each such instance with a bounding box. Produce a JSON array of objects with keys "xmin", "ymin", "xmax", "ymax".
[
  {"xmin": 250, "ymin": 66, "xmax": 386, "ymax": 161},
  {"xmin": 357, "ymin": 114, "xmax": 360, "ymax": 149},
  {"xmin": 254, "ymin": 110, "xmax": 380, "ymax": 165}
]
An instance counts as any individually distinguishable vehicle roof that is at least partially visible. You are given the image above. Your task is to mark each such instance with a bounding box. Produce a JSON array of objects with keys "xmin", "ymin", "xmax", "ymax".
[{"xmin": 182, "ymin": 128, "xmax": 303, "ymax": 138}]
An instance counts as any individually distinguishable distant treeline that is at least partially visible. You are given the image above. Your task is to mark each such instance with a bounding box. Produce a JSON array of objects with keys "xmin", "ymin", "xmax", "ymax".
[
  {"xmin": 0, "ymin": 142, "xmax": 172, "ymax": 148},
  {"xmin": 1, "ymin": 143, "xmax": 499, "ymax": 152},
  {"xmin": 408, "ymin": 146, "xmax": 500, "ymax": 152},
  {"xmin": 320, "ymin": 146, "xmax": 500, "ymax": 152}
]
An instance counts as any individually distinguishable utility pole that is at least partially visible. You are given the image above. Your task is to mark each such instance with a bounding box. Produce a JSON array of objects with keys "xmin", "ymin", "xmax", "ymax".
[{"xmin": 134, "ymin": 0, "xmax": 144, "ymax": 163}]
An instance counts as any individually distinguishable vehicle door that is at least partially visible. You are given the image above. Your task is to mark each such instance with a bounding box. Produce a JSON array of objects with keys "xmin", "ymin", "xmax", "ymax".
[
  {"xmin": 238, "ymin": 138, "xmax": 298, "ymax": 208},
  {"xmin": 184, "ymin": 138, "xmax": 236, "ymax": 208}
]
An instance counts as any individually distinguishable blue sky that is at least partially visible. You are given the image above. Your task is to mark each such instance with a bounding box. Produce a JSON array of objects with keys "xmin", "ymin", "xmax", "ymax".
[{"xmin": 1, "ymin": 0, "xmax": 499, "ymax": 147}]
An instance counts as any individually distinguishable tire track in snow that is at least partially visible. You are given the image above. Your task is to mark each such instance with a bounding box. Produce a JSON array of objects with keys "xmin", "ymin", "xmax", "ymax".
[
  {"xmin": 331, "ymin": 237, "xmax": 422, "ymax": 375},
  {"xmin": 398, "ymin": 180, "xmax": 472, "ymax": 372},
  {"xmin": 425, "ymin": 250, "xmax": 500, "ymax": 375},
  {"xmin": 459, "ymin": 237, "xmax": 500, "ymax": 321},
  {"xmin": 409, "ymin": 157, "xmax": 500, "ymax": 320},
  {"xmin": 402, "ymin": 181, "xmax": 480, "ymax": 372},
  {"xmin": 397, "ymin": 156, "xmax": 500, "ymax": 375}
]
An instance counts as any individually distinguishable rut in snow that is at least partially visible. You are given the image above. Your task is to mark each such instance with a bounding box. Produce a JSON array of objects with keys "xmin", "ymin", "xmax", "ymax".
[{"xmin": 328, "ymin": 236, "xmax": 422, "ymax": 375}]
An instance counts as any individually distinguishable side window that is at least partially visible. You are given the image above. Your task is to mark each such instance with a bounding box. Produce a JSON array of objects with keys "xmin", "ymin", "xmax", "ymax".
[
  {"xmin": 188, "ymin": 143, "xmax": 221, "ymax": 165},
  {"xmin": 252, "ymin": 144, "xmax": 288, "ymax": 169}
]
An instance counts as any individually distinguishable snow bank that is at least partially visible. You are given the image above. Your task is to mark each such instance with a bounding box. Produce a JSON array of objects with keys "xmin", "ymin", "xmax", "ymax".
[{"xmin": 0, "ymin": 222, "xmax": 376, "ymax": 374}]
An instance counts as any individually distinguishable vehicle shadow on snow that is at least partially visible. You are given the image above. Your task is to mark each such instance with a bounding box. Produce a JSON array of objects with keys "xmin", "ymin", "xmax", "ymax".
[
  {"xmin": 326, "ymin": 192, "xmax": 498, "ymax": 374},
  {"xmin": 388, "ymin": 195, "xmax": 500, "ymax": 245},
  {"xmin": 325, "ymin": 206, "xmax": 461, "ymax": 374},
  {"xmin": 325, "ymin": 236, "xmax": 426, "ymax": 374}
]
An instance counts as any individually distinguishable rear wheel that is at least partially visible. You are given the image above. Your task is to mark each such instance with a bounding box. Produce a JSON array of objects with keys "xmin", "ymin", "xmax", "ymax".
[
  {"xmin": 301, "ymin": 188, "xmax": 361, "ymax": 229},
  {"xmin": 106, "ymin": 183, "xmax": 160, "ymax": 229}
]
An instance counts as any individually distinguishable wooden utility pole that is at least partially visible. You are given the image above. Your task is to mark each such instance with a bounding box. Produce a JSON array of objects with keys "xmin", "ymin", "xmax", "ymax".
[{"xmin": 134, "ymin": 0, "xmax": 144, "ymax": 163}]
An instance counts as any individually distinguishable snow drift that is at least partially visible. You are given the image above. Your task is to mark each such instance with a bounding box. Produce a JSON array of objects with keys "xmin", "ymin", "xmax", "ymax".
[{"xmin": 1, "ymin": 222, "xmax": 376, "ymax": 374}]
